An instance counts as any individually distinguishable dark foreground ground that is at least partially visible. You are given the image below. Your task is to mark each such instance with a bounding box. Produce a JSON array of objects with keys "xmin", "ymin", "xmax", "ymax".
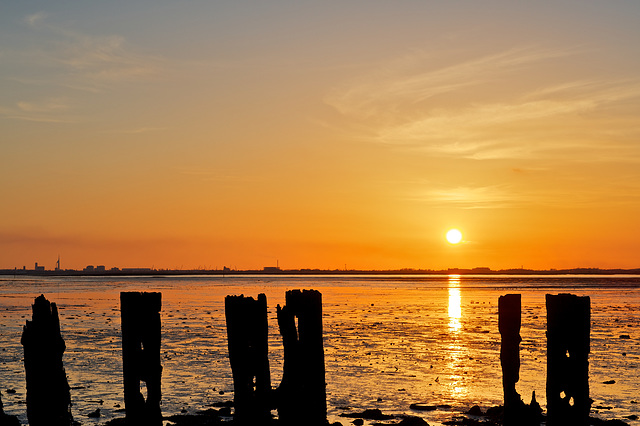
[{"xmin": 97, "ymin": 403, "xmax": 637, "ymax": 426}]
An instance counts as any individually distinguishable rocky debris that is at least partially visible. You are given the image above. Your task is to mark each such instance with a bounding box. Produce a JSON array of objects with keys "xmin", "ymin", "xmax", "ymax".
[
  {"xmin": 588, "ymin": 418, "xmax": 630, "ymax": 426},
  {"xmin": 410, "ymin": 403, "xmax": 437, "ymax": 411},
  {"xmin": 466, "ymin": 406, "xmax": 483, "ymax": 416},
  {"xmin": 396, "ymin": 416, "xmax": 430, "ymax": 425},
  {"xmin": 340, "ymin": 408, "xmax": 395, "ymax": 420}
]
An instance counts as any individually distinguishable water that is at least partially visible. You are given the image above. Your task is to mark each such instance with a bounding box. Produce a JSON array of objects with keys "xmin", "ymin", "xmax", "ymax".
[{"xmin": 0, "ymin": 275, "xmax": 638, "ymax": 425}]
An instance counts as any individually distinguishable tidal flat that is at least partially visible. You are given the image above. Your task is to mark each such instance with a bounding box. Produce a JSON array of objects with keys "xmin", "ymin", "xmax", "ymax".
[{"xmin": 0, "ymin": 275, "xmax": 638, "ymax": 425}]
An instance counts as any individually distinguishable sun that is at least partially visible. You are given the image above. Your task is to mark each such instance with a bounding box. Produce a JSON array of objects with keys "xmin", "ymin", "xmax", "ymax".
[{"xmin": 446, "ymin": 229, "xmax": 463, "ymax": 244}]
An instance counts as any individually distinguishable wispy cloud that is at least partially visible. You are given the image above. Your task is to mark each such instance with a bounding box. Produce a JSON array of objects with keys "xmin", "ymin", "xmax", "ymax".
[
  {"xmin": 52, "ymin": 33, "xmax": 161, "ymax": 83},
  {"xmin": 24, "ymin": 11, "xmax": 47, "ymax": 27},
  {"xmin": 325, "ymin": 46, "xmax": 579, "ymax": 118},
  {"xmin": 0, "ymin": 99, "xmax": 76, "ymax": 123},
  {"xmin": 325, "ymin": 47, "xmax": 640, "ymax": 162},
  {"xmin": 407, "ymin": 178, "xmax": 640, "ymax": 210},
  {"xmin": 1, "ymin": 12, "xmax": 164, "ymax": 123},
  {"xmin": 411, "ymin": 184, "xmax": 516, "ymax": 209},
  {"xmin": 17, "ymin": 12, "xmax": 162, "ymax": 88}
]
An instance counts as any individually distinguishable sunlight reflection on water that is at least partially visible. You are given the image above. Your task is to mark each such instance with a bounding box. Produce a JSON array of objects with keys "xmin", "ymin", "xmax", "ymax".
[{"xmin": 448, "ymin": 275, "xmax": 462, "ymax": 332}]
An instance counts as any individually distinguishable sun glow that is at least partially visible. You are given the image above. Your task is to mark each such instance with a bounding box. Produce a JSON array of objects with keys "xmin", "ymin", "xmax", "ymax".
[{"xmin": 446, "ymin": 229, "xmax": 463, "ymax": 244}]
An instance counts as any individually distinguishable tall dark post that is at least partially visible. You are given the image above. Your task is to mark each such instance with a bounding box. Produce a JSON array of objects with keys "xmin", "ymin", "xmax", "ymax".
[
  {"xmin": 225, "ymin": 294, "xmax": 272, "ymax": 424},
  {"xmin": 277, "ymin": 289, "xmax": 326, "ymax": 426},
  {"xmin": 120, "ymin": 292, "xmax": 162, "ymax": 425},
  {"xmin": 546, "ymin": 293, "xmax": 591, "ymax": 426},
  {"xmin": 499, "ymin": 294, "xmax": 522, "ymax": 424},
  {"xmin": 21, "ymin": 294, "xmax": 73, "ymax": 426}
]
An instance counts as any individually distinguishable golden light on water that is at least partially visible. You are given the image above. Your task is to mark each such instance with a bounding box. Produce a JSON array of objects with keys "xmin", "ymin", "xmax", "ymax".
[{"xmin": 448, "ymin": 275, "xmax": 462, "ymax": 331}]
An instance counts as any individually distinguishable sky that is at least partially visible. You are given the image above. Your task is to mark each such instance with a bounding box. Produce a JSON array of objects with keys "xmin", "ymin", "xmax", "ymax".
[{"xmin": 1, "ymin": 1, "xmax": 640, "ymax": 271}]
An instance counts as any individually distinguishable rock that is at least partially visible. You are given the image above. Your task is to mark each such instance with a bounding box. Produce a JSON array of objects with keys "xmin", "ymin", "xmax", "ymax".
[
  {"xmin": 340, "ymin": 409, "xmax": 395, "ymax": 420},
  {"xmin": 619, "ymin": 335, "xmax": 631, "ymax": 339},
  {"xmin": 398, "ymin": 416, "xmax": 430, "ymax": 425},
  {"xmin": 603, "ymin": 380, "xmax": 616, "ymax": 385},
  {"xmin": 87, "ymin": 408, "xmax": 101, "ymax": 418},
  {"xmin": 626, "ymin": 415, "xmax": 639, "ymax": 420},
  {"xmin": 4, "ymin": 390, "xmax": 15, "ymax": 395},
  {"xmin": 352, "ymin": 420, "xmax": 363, "ymax": 426},
  {"xmin": 485, "ymin": 405, "xmax": 504, "ymax": 419},
  {"xmin": 410, "ymin": 404, "xmax": 437, "ymax": 411},
  {"xmin": 466, "ymin": 405, "xmax": 483, "ymax": 416}
]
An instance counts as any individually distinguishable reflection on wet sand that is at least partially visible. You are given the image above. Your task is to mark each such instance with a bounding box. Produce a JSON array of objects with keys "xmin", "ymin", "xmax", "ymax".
[
  {"xmin": 446, "ymin": 275, "xmax": 468, "ymax": 399},
  {"xmin": 448, "ymin": 275, "xmax": 462, "ymax": 332}
]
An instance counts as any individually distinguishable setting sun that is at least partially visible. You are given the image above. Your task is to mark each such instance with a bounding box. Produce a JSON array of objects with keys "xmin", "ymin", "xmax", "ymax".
[{"xmin": 446, "ymin": 229, "xmax": 463, "ymax": 245}]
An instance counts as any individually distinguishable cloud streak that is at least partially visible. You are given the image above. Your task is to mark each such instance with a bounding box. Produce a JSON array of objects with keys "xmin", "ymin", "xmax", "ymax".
[
  {"xmin": 18, "ymin": 12, "xmax": 162, "ymax": 88},
  {"xmin": 325, "ymin": 47, "xmax": 640, "ymax": 161}
]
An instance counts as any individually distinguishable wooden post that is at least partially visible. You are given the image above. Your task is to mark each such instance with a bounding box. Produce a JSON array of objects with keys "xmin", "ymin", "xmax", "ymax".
[
  {"xmin": 546, "ymin": 293, "xmax": 591, "ymax": 426},
  {"xmin": 20, "ymin": 294, "xmax": 73, "ymax": 426},
  {"xmin": 499, "ymin": 294, "xmax": 522, "ymax": 425},
  {"xmin": 277, "ymin": 289, "xmax": 326, "ymax": 426},
  {"xmin": 0, "ymin": 390, "xmax": 20, "ymax": 426},
  {"xmin": 225, "ymin": 294, "xmax": 272, "ymax": 424},
  {"xmin": 120, "ymin": 292, "xmax": 162, "ymax": 425}
]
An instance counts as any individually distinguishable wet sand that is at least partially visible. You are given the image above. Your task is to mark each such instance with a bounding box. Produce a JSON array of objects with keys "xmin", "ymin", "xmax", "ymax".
[{"xmin": 0, "ymin": 275, "xmax": 638, "ymax": 425}]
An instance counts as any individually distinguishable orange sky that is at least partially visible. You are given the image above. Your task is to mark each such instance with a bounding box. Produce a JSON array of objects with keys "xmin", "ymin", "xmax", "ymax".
[{"xmin": 2, "ymin": 2, "xmax": 640, "ymax": 270}]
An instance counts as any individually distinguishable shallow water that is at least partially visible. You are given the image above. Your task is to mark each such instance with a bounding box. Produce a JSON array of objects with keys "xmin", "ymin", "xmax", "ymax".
[{"xmin": 0, "ymin": 275, "xmax": 638, "ymax": 425}]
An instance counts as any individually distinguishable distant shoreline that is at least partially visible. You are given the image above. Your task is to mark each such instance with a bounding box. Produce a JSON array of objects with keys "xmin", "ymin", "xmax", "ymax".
[{"xmin": 2, "ymin": 267, "xmax": 640, "ymax": 277}]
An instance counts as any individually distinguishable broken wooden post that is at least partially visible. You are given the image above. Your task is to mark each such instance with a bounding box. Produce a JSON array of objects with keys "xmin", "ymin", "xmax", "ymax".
[
  {"xmin": 0, "ymin": 391, "xmax": 20, "ymax": 426},
  {"xmin": 546, "ymin": 293, "xmax": 591, "ymax": 426},
  {"xmin": 21, "ymin": 294, "xmax": 73, "ymax": 426},
  {"xmin": 277, "ymin": 289, "xmax": 326, "ymax": 426},
  {"xmin": 120, "ymin": 291, "xmax": 162, "ymax": 425},
  {"xmin": 225, "ymin": 293, "xmax": 272, "ymax": 424},
  {"xmin": 499, "ymin": 294, "xmax": 522, "ymax": 425}
]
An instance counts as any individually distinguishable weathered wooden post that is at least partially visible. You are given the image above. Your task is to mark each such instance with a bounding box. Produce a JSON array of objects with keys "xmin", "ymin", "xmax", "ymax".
[
  {"xmin": 546, "ymin": 293, "xmax": 590, "ymax": 426},
  {"xmin": 21, "ymin": 294, "xmax": 74, "ymax": 426},
  {"xmin": 225, "ymin": 294, "xmax": 272, "ymax": 424},
  {"xmin": 120, "ymin": 291, "xmax": 162, "ymax": 425},
  {"xmin": 0, "ymin": 389, "xmax": 19, "ymax": 426},
  {"xmin": 0, "ymin": 392, "xmax": 20, "ymax": 426},
  {"xmin": 499, "ymin": 293, "xmax": 522, "ymax": 424},
  {"xmin": 277, "ymin": 289, "xmax": 326, "ymax": 426}
]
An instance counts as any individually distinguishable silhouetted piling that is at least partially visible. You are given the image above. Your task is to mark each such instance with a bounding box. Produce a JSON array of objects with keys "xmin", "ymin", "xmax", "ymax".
[
  {"xmin": 0, "ymin": 391, "xmax": 20, "ymax": 426},
  {"xmin": 499, "ymin": 294, "xmax": 522, "ymax": 424},
  {"xmin": 546, "ymin": 293, "xmax": 590, "ymax": 426},
  {"xmin": 120, "ymin": 292, "xmax": 162, "ymax": 425},
  {"xmin": 498, "ymin": 294, "xmax": 542, "ymax": 425},
  {"xmin": 277, "ymin": 289, "xmax": 326, "ymax": 426},
  {"xmin": 20, "ymin": 294, "xmax": 73, "ymax": 426},
  {"xmin": 225, "ymin": 293, "xmax": 272, "ymax": 424}
]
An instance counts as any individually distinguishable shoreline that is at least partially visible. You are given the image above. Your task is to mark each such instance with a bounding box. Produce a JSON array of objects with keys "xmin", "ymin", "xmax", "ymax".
[{"xmin": 3, "ymin": 268, "xmax": 640, "ymax": 278}]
